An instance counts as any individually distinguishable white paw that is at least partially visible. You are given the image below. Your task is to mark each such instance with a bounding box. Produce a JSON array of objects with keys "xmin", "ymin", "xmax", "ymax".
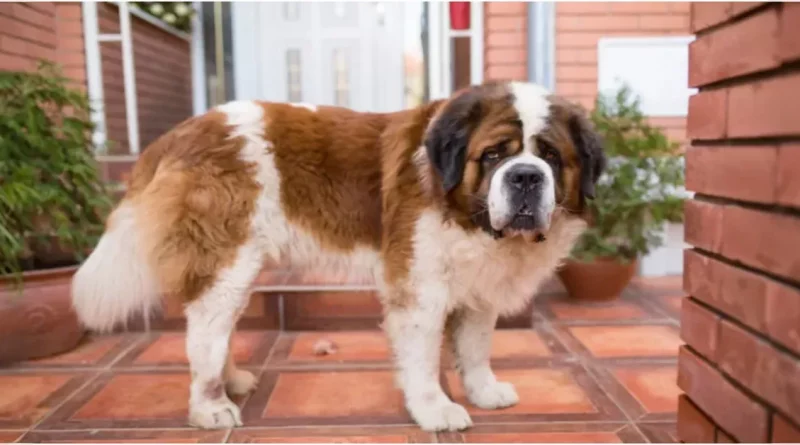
[
  {"xmin": 188, "ymin": 398, "xmax": 243, "ymax": 429},
  {"xmin": 226, "ymin": 369, "xmax": 258, "ymax": 396},
  {"xmin": 468, "ymin": 381, "xmax": 519, "ymax": 410},
  {"xmin": 408, "ymin": 399, "xmax": 473, "ymax": 432}
]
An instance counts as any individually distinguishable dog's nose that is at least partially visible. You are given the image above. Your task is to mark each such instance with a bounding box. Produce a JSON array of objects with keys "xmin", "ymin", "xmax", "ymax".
[{"xmin": 507, "ymin": 164, "xmax": 544, "ymax": 191}]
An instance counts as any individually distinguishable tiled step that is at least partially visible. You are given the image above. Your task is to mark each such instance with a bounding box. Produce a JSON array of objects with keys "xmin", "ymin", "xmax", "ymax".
[{"xmin": 135, "ymin": 268, "xmax": 572, "ymax": 332}]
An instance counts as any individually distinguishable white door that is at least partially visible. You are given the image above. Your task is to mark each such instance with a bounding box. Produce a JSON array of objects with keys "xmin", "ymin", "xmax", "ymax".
[{"xmin": 232, "ymin": 2, "xmax": 405, "ymax": 113}]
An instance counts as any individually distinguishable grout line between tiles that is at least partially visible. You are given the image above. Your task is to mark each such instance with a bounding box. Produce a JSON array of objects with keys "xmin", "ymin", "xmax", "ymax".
[
  {"xmin": 534, "ymin": 310, "xmax": 645, "ymax": 435},
  {"xmin": 26, "ymin": 370, "xmax": 103, "ymax": 432}
]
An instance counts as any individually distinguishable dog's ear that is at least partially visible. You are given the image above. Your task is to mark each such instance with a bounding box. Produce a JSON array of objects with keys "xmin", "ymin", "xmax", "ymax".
[
  {"xmin": 424, "ymin": 91, "xmax": 483, "ymax": 193},
  {"xmin": 566, "ymin": 110, "xmax": 606, "ymax": 202}
]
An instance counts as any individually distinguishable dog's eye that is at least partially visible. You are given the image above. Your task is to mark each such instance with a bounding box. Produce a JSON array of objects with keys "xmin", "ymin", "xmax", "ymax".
[
  {"xmin": 482, "ymin": 144, "xmax": 505, "ymax": 163},
  {"xmin": 483, "ymin": 150, "xmax": 501, "ymax": 162},
  {"xmin": 539, "ymin": 142, "xmax": 560, "ymax": 163}
]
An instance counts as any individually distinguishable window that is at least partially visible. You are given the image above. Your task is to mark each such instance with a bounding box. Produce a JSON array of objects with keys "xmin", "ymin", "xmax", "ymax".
[
  {"xmin": 333, "ymin": 48, "xmax": 349, "ymax": 106},
  {"xmin": 283, "ymin": 3, "xmax": 299, "ymax": 21},
  {"xmin": 286, "ymin": 49, "xmax": 302, "ymax": 102}
]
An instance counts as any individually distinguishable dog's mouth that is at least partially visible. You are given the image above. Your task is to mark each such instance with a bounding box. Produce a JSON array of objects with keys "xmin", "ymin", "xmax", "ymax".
[{"xmin": 503, "ymin": 204, "xmax": 549, "ymax": 243}]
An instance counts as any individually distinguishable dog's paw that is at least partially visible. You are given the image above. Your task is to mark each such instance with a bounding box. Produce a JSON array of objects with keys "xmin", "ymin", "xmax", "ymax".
[
  {"xmin": 226, "ymin": 369, "xmax": 258, "ymax": 396},
  {"xmin": 188, "ymin": 398, "xmax": 243, "ymax": 429},
  {"xmin": 409, "ymin": 399, "xmax": 473, "ymax": 432},
  {"xmin": 467, "ymin": 381, "xmax": 519, "ymax": 410}
]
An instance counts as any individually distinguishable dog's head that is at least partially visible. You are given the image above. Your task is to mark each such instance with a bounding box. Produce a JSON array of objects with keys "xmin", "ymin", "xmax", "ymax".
[{"xmin": 424, "ymin": 82, "xmax": 606, "ymax": 240}]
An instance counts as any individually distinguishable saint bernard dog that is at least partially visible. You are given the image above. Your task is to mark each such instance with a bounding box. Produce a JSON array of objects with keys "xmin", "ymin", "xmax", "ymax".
[{"xmin": 71, "ymin": 81, "xmax": 606, "ymax": 432}]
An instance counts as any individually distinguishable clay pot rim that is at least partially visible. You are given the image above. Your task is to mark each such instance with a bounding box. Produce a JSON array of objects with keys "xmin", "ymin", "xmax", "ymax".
[
  {"xmin": 0, "ymin": 265, "xmax": 78, "ymax": 290},
  {"xmin": 563, "ymin": 256, "xmax": 638, "ymax": 266}
]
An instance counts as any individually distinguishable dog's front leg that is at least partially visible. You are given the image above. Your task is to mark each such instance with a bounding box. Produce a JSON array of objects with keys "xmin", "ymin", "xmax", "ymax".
[
  {"xmin": 446, "ymin": 307, "xmax": 519, "ymax": 409},
  {"xmin": 383, "ymin": 280, "xmax": 473, "ymax": 432}
]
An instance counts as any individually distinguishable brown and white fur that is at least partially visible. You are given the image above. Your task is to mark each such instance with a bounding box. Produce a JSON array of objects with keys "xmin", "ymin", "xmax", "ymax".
[{"xmin": 71, "ymin": 81, "xmax": 606, "ymax": 432}]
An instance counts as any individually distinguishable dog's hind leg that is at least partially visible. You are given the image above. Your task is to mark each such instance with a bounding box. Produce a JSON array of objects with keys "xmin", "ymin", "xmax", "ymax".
[{"xmin": 184, "ymin": 241, "xmax": 262, "ymax": 429}]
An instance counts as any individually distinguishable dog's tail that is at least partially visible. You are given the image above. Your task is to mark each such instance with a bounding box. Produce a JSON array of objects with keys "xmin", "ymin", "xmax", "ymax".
[{"xmin": 71, "ymin": 201, "xmax": 162, "ymax": 332}]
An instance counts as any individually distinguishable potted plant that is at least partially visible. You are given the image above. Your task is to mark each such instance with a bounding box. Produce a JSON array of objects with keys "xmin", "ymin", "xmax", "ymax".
[
  {"xmin": 0, "ymin": 62, "xmax": 112, "ymax": 363},
  {"xmin": 557, "ymin": 85, "xmax": 685, "ymax": 301}
]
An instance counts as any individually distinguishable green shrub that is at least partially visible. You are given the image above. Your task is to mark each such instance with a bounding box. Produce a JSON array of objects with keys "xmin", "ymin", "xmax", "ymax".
[
  {"xmin": 0, "ymin": 61, "xmax": 112, "ymax": 281},
  {"xmin": 571, "ymin": 85, "xmax": 686, "ymax": 262}
]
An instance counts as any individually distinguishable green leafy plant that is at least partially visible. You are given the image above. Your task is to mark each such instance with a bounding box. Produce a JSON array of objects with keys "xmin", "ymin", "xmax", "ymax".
[
  {"xmin": 131, "ymin": 2, "xmax": 194, "ymax": 33},
  {"xmin": 0, "ymin": 61, "xmax": 112, "ymax": 282},
  {"xmin": 570, "ymin": 84, "xmax": 685, "ymax": 263}
]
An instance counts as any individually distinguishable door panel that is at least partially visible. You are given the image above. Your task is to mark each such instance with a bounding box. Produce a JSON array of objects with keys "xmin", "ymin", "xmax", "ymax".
[{"xmin": 237, "ymin": 1, "xmax": 404, "ymax": 112}]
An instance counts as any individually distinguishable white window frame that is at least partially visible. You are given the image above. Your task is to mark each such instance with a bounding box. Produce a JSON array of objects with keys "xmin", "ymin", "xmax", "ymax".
[{"xmin": 426, "ymin": 1, "xmax": 484, "ymax": 99}]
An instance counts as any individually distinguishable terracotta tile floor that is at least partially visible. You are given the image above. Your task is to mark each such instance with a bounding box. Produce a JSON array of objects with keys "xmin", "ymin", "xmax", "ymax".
[{"xmin": 1, "ymin": 276, "xmax": 684, "ymax": 443}]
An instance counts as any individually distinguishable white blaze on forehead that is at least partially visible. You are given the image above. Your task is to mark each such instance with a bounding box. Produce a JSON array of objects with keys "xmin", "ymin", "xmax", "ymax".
[{"xmin": 508, "ymin": 82, "xmax": 552, "ymax": 153}]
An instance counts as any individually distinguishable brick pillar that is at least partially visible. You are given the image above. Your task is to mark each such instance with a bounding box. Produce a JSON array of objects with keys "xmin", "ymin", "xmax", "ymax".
[{"xmin": 679, "ymin": 2, "xmax": 800, "ymax": 443}]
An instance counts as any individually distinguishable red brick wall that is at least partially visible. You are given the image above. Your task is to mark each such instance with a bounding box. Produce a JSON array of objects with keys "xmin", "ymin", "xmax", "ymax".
[
  {"xmin": 55, "ymin": 3, "xmax": 87, "ymax": 90},
  {"xmin": 483, "ymin": 2, "xmax": 528, "ymax": 81},
  {"xmin": 555, "ymin": 2, "xmax": 690, "ymax": 144},
  {"xmin": 482, "ymin": 2, "xmax": 691, "ymax": 144},
  {"xmin": 0, "ymin": 2, "xmax": 85, "ymax": 87},
  {"xmin": 98, "ymin": 3, "xmax": 193, "ymax": 156},
  {"xmin": 679, "ymin": 2, "xmax": 800, "ymax": 443}
]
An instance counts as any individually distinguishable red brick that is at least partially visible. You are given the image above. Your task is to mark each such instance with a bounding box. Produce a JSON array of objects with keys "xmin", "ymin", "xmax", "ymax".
[
  {"xmin": 609, "ymin": 2, "xmax": 673, "ymax": 14},
  {"xmin": 556, "ymin": 81, "xmax": 597, "ymax": 97},
  {"xmin": 773, "ymin": 414, "xmax": 800, "ymax": 443},
  {"xmin": 556, "ymin": 2, "xmax": 610, "ymax": 14},
  {"xmin": 556, "ymin": 15, "xmax": 640, "ymax": 31},
  {"xmin": 0, "ymin": 15, "xmax": 57, "ymax": 48},
  {"xmin": 717, "ymin": 320, "xmax": 800, "ymax": 425},
  {"xmin": 721, "ymin": 206, "xmax": 800, "ymax": 282},
  {"xmin": 0, "ymin": 52, "xmax": 34, "ymax": 72},
  {"xmin": 780, "ymin": 2, "xmax": 800, "ymax": 63},
  {"xmin": 680, "ymin": 298, "xmax": 720, "ymax": 361},
  {"xmin": 556, "ymin": 32, "xmax": 603, "ymax": 49},
  {"xmin": 777, "ymin": 144, "xmax": 800, "ymax": 208},
  {"xmin": 715, "ymin": 429, "xmax": 735, "ymax": 443},
  {"xmin": 687, "ymin": 90, "xmax": 728, "ymax": 140},
  {"xmin": 55, "ymin": 2, "xmax": 83, "ymax": 20},
  {"xmin": 556, "ymin": 64, "xmax": 597, "ymax": 82},
  {"xmin": 485, "ymin": 64, "xmax": 526, "ymax": 81},
  {"xmin": 684, "ymin": 200, "xmax": 724, "ymax": 252},
  {"xmin": 765, "ymin": 280, "xmax": 800, "ymax": 356},
  {"xmin": 638, "ymin": 14, "xmax": 691, "ymax": 32},
  {"xmin": 485, "ymin": 2, "xmax": 527, "ymax": 16},
  {"xmin": 28, "ymin": 2, "xmax": 56, "ymax": 16},
  {"xmin": 692, "ymin": 2, "xmax": 732, "ymax": 32},
  {"xmin": 685, "ymin": 145, "xmax": 777, "ymax": 203},
  {"xmin": 0, "ymin": 35, "xmax": 56, "ymax": 61},
  {"xmin": 730, "ymin": 2, "xmax": 764, "ymax": 17},
  {"xmin": 485, "ymin": 31, "xmax": 526, "ymax": 48},
  {"xmin": 486, "ymin": 15, "xmax": 526, "ymax": 32},
  {"xmin": 684, "ymin": 250, "xmax": 768, "ymax": 334},
  {"xmin": 485, "ymin": 48, "xmax": 527, "ymax": 65},
  {"xmin": 728, "ymin": 71, "xmax": 800, "ymax": 138},
  {"xmin": 689, "ymin": 8, "xmax": 780, "ymax": 88},
  {"xmin": 678, "ymin": 346, "xmax": 769, "ymax": 442},
  {"xmin": 677, "ymin": 394, "xmax": 716, "ymax": 443},
  {"xmin": 10, "ymin": 3, "xmax": 56, "ymax": 29}
]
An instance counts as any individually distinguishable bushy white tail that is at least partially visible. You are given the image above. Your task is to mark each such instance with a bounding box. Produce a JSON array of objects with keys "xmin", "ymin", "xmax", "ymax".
[{"xmin": 71, "ymin": 203, "xmax": 162, "ymax": 332}]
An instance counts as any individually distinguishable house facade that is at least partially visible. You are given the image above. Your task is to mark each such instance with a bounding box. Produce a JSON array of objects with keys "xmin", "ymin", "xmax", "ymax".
[{"xmin": 1, "ymin": 1, "xmax": 693, "ymax": 277}]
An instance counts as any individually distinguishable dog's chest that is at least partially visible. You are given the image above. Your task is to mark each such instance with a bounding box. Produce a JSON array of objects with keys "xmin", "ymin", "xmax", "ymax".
[
  {"xmin": 413, "ymin": 210, "xmax": 586, "ymax": 316},
  {"xmin": 443, "ymin": 239, "xmax": 559, "ymax": 315}
]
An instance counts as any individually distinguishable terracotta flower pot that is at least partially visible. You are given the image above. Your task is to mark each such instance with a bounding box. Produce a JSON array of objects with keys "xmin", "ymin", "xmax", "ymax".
[
  {"xmin": 0, "ymin": 266, "xmax": 85, "ymax": 364},
  {"xmin": 556, "ymin": 257, "xmax": 639, "ymax": 302}
]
